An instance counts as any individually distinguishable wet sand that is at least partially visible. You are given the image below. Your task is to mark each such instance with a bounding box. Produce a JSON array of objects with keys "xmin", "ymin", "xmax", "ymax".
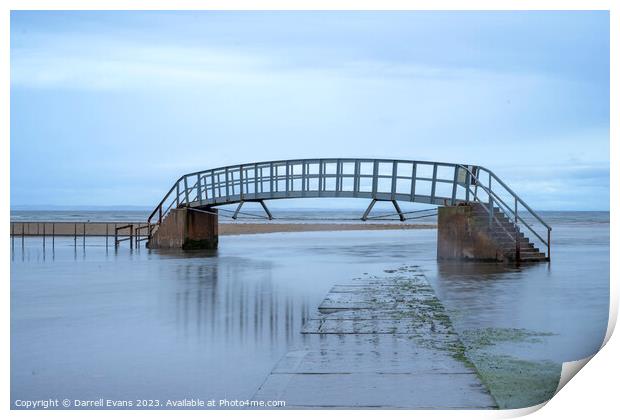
[
  {"xmin": 10, "ymin": 221, "xmax": 436, "ymax": 237},
  {"xmin": 219, "ymin": 223, "xmax": 436, "ymax": 236}
]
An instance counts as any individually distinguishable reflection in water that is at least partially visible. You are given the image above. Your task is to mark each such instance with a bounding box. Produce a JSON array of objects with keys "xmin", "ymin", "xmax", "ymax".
[
  {"xmin": 170, "ymin": 261, "xmax": 310, "ymax": 347},
  {"xmin": 438, "ymin": 261, "xmax": 526, "ymax": 278}
]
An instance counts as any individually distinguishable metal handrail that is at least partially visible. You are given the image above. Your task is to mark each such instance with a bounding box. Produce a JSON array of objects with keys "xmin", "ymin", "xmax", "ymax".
[
  {"xmin": 477, "ymin": 166, "xmax": 551, "ymax": 230},
  {"xmin": 457, "ymin": 164, "xmax": 551, "ymax": 258}
]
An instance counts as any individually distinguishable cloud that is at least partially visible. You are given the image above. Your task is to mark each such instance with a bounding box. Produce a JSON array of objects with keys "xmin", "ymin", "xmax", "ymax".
[{"xmin": 9, "ymin": 12, "xmax": 610, "ymax": 210}]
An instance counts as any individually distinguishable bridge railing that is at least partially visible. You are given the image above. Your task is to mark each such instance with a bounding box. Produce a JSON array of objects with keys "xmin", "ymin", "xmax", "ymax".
[
  {"xmin": 148, "ymin": 158, "xmax": 474, "ymax": 227},
  {"xmin": 147, "ymin": 158, "xmax": 550, "ymax": 259}
]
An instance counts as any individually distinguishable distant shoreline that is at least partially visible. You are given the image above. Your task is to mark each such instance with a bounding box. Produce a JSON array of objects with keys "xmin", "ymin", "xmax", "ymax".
[
  {"xmin": 9, "ymin": 221, "xmax": 436, "ymax": 237},
  {"xmin": 219, "ymin": 223, "xmax": 436, "ymax": 235}
]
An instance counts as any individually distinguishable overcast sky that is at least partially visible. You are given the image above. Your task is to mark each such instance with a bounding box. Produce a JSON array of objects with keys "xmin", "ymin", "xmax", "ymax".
[{"xmin": 10, "ymin": 11, "xmax": 609, "ymax": 210}]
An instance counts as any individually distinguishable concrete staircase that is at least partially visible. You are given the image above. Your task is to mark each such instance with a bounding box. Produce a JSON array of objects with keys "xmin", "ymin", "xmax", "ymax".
[{"xmin": 470, "ymin": 203, "xmax": 547, "ymax": 262}]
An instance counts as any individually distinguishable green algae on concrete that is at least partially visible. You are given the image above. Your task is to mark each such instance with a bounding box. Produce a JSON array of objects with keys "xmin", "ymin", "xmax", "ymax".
[
  {"xmin": 460, "ymin": 327, "xmax": 561, "ymax": 409},
  {"xmin": 258, "ymin": 265, "xmax": 496, "ymax": 408},
  {"xmin": 462, "ymin": 328, "xmax": 555, "ymax": 349},
  {"xmin": 389, "ymin": 265, "xmax": 561, "ymax": 410}
]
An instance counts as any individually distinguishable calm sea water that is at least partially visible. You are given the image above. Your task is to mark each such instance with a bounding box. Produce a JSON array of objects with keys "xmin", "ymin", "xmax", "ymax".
[
  {"xmin": 10, "ymin": 208, "xmax": 437, "ymax": 225},
  {"xmin": 10, "ymin": 211, "xmax": 609, "ymax": 408}
]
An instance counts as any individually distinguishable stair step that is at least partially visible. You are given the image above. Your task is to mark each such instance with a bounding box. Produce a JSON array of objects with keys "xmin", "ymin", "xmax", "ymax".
[
  {"xmin": 504, "ymin": 252, "xmax": 547, "ymax": 261},
  {"xmin": 504, "ymin": 250, "xmax": 546, "ymax": 256},
  {"xmin": 498, "ymin": 245, "xmax": 539, "ymax": 252}
]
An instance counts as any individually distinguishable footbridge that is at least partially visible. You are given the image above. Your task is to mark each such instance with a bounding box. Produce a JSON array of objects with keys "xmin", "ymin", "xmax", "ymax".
[{"xmin": 146, "ymin": 158, "xmax": 551, "ymax": 262}]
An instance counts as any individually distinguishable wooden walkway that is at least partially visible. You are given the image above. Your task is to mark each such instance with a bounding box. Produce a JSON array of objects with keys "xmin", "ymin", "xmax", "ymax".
[{"xmin": 254, "ymin": 267, "xmax": 496, "ymax": 409}]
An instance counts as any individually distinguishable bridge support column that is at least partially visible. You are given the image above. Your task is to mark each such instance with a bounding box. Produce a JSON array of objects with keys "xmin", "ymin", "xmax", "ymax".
[
  {"xmin": 437, "ymin": 205, "xmax": 501, "ymax": 261},
  {"xmin": 147, "ymin": 207, "xmax": 218, "ymax": 250}
]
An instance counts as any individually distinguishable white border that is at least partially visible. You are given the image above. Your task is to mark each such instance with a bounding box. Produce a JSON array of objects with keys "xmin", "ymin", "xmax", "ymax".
[{"xmin": 2, "ymin": 1, "xmax": 617, "ymax": 419}]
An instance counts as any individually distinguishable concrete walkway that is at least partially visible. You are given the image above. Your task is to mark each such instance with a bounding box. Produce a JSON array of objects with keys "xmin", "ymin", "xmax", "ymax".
[{"xmin": 254, "ymin": 267, "xmax": 496, "ymax": 409}]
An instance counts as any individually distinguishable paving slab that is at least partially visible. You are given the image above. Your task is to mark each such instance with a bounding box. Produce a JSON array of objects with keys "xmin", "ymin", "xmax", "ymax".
[{"xmin": 254, "ymin": 267, "xmax": 496, "ymax": 409}]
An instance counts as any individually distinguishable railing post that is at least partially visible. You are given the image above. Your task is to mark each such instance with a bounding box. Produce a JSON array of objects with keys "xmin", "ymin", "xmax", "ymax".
[
  {"xmin": 547, "ymin": 229, "xmax": 551, "ymax": 261},
  {"xmin": 211, "ymin": 172, "xmax": 217, "ymax": 200},
  {"xmin": 515, "ymin": 197, "xmax": 520, "ymax": 263},
  {"xmin": 488, "ymin": 173, "xmax": 493, "ymax": 228},
  {"xmin": 354, "ymin": 160, "xmax": 360, "ymax": 195},
  {"xmin": 239, "ymin": 165, "xmax": 244, "ymax": 200},
  {"xmin": 252, "ymin": 164, "xmax": 259, "ymax": 198},
  {"xmin": 465, "ymin": 168, "xmax": 471, "ymax": 202},
  {"xmin": 410, "ymin": 163, "xmax": 417, "ymax": 199},
  {"xmin": 183, "ymin": 176, "xmax": 190, "ymax": 205},
  {"xmin": 225, "ymin": 168, "xmax": 230, "ymax": 198},
  {"xmin": 488, "ymin": 196, "xmax": 493, "ymax": 228},
  {"xmin": 270, "ymin": 162, "xmax": 275, "ymax": 193},
  {"xmin": 371, "ymin": 160, "xmax": 378, "ymax": 197},
  {"xmin": 451, "ymin": 165, "xmax": 458, "ymax": 205},
  {"xmin": 430, "ymin": 164, "xmax": 437, "ymax": 203},
  {"xmin": 197, "ymin": 174, "xmax": 203, "ymax": 204},
  {"xmin": 390, "ymin": 161, "xmax": 397, "ymax": 201},
  {"xmin": 302, "ymin": 161, "xmax": 307, "ymax": 196}
]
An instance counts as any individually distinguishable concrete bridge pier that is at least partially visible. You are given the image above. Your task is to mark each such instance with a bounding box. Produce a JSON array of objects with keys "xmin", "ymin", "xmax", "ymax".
[
  {"xmin": 437, "ymin": 204, "xmax": 546, "ymax": 262},
  {"xmin": 147, "ymin": 207, "xmax": 218, "ymax": 250},
  {"xmin": 437, "ymin": 205, "xmax": 498, "ymax": 261}
]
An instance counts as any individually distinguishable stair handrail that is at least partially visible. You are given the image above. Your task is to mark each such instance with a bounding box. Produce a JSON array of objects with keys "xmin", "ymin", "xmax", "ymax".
[
  {"xmin": 454, "ymin": 166, "xmax": 520, "ymax": 244},
  {"xmin": 457, "ymin": 164, "xmax": 551, "ymax": 259},
  {"xmin": 147, "ymin": 175, "xmax": 204, "ymax": 235}
]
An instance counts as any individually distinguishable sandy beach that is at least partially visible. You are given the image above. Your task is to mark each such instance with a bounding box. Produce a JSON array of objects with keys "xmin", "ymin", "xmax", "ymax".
[{"xmin": 219, "ymin": 223, "xmax": 436, "ymax": 235}]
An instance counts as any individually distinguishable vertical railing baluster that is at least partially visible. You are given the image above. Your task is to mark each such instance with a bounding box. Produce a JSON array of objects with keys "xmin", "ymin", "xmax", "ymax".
[
  {"xmin": 465, "ymin": 167, "xmax": 471, "ymax": 202},
  {"xmin": 354, "ymin": 160, "xmax": 360, "ymax": 195},
  {"xmin": 197, "ymin": 174, "xmax": 203, "ymax": 205},
  {"xmin": 451, "ymin": 165, "xmax": 458, "ymax": 205},
  {"xmin": 411, "ymin": 162, "xmax": 417, "ymax": 200},
  {"xmin": 488, "ymin": 173, "xmax": 493, "ymax": 228},
  {"xmin": 239, "ymin": 165, "xmax": 244, "ymax": 201},
  {"xmin": 183, "ymin": 176, "xmax": 189, "ymax": 205},
  {"xmin": 319, "ymin": 160, "xmax": 324, "ymax": 195},
  {"xmin": 515, "ymin": 197, "xmax": 520, "ymax": 262},
  {"xmin": 302, "ymin": 162, "xmax": 307, "ymax": 197},
  {"xmin": 225, "ymin": 168, "xmax": 230, "ymax": 199},
  {"xmin": 391, "ymin": 161, "xmax": 397, "ymax": 200},
  {"xmin": 371, "ymin": 160, "xmax": 378, "ymax": 197},
  {"xmin": 211, "ymin": 172, "xmax": 216, "ymax": 200},
  {"xmin": 285, "ymin": 162, "xmax": 290, "ymax": 196},
  {"xmin": 270, "ymin": 163, "xmax": 274, "ymax": 193},
  {"xmin": 254, "ymin": 164, "xmax": 259, "ymax": 198},
  {"xmin": 430, "ymin": 164, "xmax": 438, "ymax": 203}
]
